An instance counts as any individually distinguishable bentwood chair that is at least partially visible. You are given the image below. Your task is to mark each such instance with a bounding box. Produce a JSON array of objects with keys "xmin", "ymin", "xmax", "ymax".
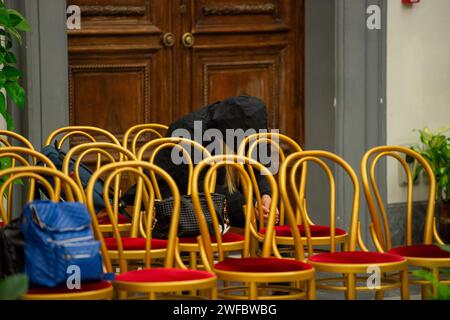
[
  {"xmin": 0, "ymin": 148, "xmax": 56, "ymax": 225},
  {"xmin": 61, "ymin": 142, "xmax": 138, "ymax": 233},
  {"xmin": 122, "ymin": 124, "xmax": 169, "ymax": 156},
  {"xmin": 361, "ymin": 146, "xmax": 450, "ymax": 299},
  {"xmin": 137, "ymin": 137, "xmax": 245, "ymax": 269},
  {"xmin": 44, "ymin": 126, "xmax": 121, "ymax": 149},
  {"xmin": 192, "ymin": 155, "xmax": 316, "ymax": 300},
  {"xmin": 238, "ymin": 133, "xmax": 349, "ymax": 252},
  {"xmin": 83, "ymin": 160, "xmax": 169, "ymax": 272},
  {"xmin": 86, "ymin": 161, "xmax": 217, "ymax": 300},
  {"xmin": 0, "ymin": 166, "xmax": 114, "ymax": 300},
  {"xmin": 281, "ymin": 151, "xmax": 409, "ymax": 300},
  {"xmin": 0, "ymin": 130, "xmax": 34, "ymax": 149}
]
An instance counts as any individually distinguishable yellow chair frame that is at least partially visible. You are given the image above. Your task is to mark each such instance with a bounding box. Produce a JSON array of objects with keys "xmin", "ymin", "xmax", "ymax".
[
  {"xmin": 0, "ymin": 130, "xmax": 34, "ymax": 149},
  {"xmin": 45, "ymin": 126, "xmax": 121, "ymax": 148},
  {"xmin": 361, "ymin": 146, "xmax": 449, "ymax": 298},
  {"xmin": 0, "ymin": 166, "xmax": 114, "ymax": 300},
  {"xmin": 86, "ymin": 161, "xmax": 217, "ymax": 299},
  {"xmin": 282, "ymin": 151, "xmax": 409, "ymax": 300},
  {"xmin": 137, "ymin": 138, "xmax": 244, "ymax": 269},
  {"xmin": 0, "ymin": 147, "xmax": 56, "ymax": 224},
  {"xmin": 239, "ymin": 132, "xmax": 349, "ymax": 251},
  {"xmin": 122, "ymin": 123, "xmax": 168, "ymax": 156},
  {"xmin": 192, "ymin": 155, "xmax": 316, "ymax": 300},
  {"xmin": 61, "ymin": 142, "xmax": 137, "ymax": 234}
]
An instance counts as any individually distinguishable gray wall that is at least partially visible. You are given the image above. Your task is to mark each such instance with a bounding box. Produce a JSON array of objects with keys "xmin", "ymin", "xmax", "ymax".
[
  {"xmin": 9, "ymin": 0, "xmax": 69, "ymax": 148},
  {"xmin": 304, "ymin": 0, "xmax": 336, "ymax": 227}
]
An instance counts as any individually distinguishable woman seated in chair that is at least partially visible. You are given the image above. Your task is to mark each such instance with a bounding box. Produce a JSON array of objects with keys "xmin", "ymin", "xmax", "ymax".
[{"xmin": 123, "ymin": 95, "xmax": 279, "ymax": 228}]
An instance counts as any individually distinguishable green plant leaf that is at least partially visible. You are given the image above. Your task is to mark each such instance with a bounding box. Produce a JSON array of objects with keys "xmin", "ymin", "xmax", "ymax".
[
  {"xmin": 4, "ymin": 51, "xmax": 16, "ymax": 64},
  {"xmin": 0, "ymin": 274, "xmax": 28, "ymax": 300},
  {"xmin": 4, "ymin": 81, "xmax": 25, "ymax": 108},
  {"xmin": 0, "ymin": 8, "xmax": 11, "ymax": 27},
  {"xmin": 8, "ymin": 9, "xmax": 31, "ymax": 31},
  {"xmin": 3, "ymin": 65, "xmax": 21, "ymax": 81}
]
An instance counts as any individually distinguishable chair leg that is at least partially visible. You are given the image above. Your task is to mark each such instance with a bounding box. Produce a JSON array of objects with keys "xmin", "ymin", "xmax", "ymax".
[
  {"xmin": 432, "ymin": 268, "xmax": 440, "ymax": 298},
  {"xmin": 346, "ymin": 273, "xmax": 356, "ymax": 300},
  {"xmin": 148, "ymin": 291, "xmax": 156, "ymax": 300},
  {"xmin": 421, "ymin": 284, "xmax": 430, "ymax": 300},
  {"xmin": 308, "ymin": 278, "xmax": 316, "ymax": 300},
  {"xmin": 375, "ymin": 290, "xmax": 384, "ymax": 300},
  {"xmin": 190, "ymin": 252, "xmax": 198, "ymax": 269},
  {"xmin": 248, "ymin": 282, "xmax": 258, "ymax": 300},
  {"xmin": 400, "ymin": 269, "xmax": 410, "ymax": 300}
]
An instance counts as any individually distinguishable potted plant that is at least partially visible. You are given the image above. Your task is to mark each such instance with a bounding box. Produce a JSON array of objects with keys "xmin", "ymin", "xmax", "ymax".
[
  {"xmin": 413, "ymin": 126, "xmax": 450, "ymax": 242},
  {"xmin": 0, "ymin": 0, "xmax": 30, "ymax": 131}
]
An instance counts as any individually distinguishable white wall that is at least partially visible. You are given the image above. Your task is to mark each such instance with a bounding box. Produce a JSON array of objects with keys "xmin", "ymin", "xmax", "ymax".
[{"xmin": 387, "ymin": 0, "xmax": 450, "ymax": 203}]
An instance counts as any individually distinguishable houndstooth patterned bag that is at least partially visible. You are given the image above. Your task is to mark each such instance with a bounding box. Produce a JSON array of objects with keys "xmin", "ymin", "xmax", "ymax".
[{"xmin": 152, "ymin": 193, "xmax": 230, "ymax": 239}]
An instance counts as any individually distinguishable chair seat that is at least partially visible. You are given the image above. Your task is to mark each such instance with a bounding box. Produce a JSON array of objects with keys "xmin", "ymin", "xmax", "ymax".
[
  {"xmin": 215, "ymin": 257, "xmax": 313, "ymax": 273},
  {"xmin": 28, "ymin": 281, "xmax": 112, "ymax": 295},
  {"xmin": 99, "ymin": 214, "xmax": 130, "ymax": 225},
  {"xmin": 260, "ymin": 225, "xmax": 347, "ymax": 237},
  {"xmin": 104, "ymin": 237, "xmax": 167, "ymax": 250},
  {"xmin": 389, "ymin": 244, "xmax": 450, "ymax": 259},
  {"xmin": 178, "ymin": 232, "xmax": 244, "ymax": 244},
  {"xmin": 116, "ymin": 268, "xmax": 215, "ymax": 283},
  {"xmin": 309, "ymin": 251, "xmax": 405, "ymax": 264}
]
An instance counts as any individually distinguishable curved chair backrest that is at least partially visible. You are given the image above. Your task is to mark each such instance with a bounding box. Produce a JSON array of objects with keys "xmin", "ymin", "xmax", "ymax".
[
  {"xmin": 361, "ymin": 146, "xmax": 437, "ymax": 252},
  {"xmin": 85, "ymin": 161, "xmax": 183, "ymax": 273},
  {"xmin": 237, "ymin": 132, "xmax": 308, "ymax": 227},
  {"xmin": 0, "ymin": 166, "xmax": 84, "ymax": 223},
  {"xmin": 122, "ymin": 124, "xmax": 169, "ymax": 155},
  {"xmin": 137, "ymin": 137, "xmax": 213, "ymax": 198},
  {"xmin": 61, "ymin": 143, "xmax": 137, "ymax": 217},
  {"xmin": 0, "ymin": 147, "xmax": 56, "ymax": 223},
  {"xmin": 44, "ymin": 126, "xmax": 121, "ymax": 149},
  {"xmin": 0, "ymin": 130, "xmax": 34, "ymax": 149},
  {"xmin": 191, "ymin": 155, "xmax": 303, "ymax": 269},
  {"xmin": 281, "ymin": 151, "xmax": 361, "ymax": 256}
]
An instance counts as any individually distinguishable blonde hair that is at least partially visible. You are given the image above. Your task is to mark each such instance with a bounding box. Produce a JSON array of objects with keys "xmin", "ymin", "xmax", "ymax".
[{"xmin": 222, "ymin": 142, "xmax": 240, "ymax": 193}]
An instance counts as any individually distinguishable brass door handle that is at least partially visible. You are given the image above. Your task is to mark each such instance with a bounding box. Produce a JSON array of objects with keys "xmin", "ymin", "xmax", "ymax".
[
  {"xmin": 161, "ymin": 33, "xmax": 175, "ymax": 47},
  {"xmin": 182, "ymin": 33, "xmax": 195, "ymax": 48}
]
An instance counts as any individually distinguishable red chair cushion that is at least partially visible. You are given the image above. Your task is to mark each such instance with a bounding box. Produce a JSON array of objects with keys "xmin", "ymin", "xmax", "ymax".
[
  {"xmin": 178, "ymin": 232, "xmax": 244, "ymax": 244},
  {"xmin": 0, "ymin": 221, "xmax": 4, "ymax": 228},
  {"xmin": 28, "ymin": 281, "xmax": 112, "ymax": 295},
  {"xmin": 309, "ymin": 251, "xmax": 405, "ymax": 264},
  {"xmin": 260, "ymin": 225, "xmax": 347, "ymax": 237},
  {"xmin": 389, "ymin": 245, "xmax": 450, "ymax": 258},
  {"xmin": 104, "ymin": 237, "xmax": 167, "ymax": 250},
  {"xmin": 116, "ymin": 268, "xmax": 214, "ymax": 283},
  {"xmin": 99, "ymin": 214, "xmax": 130, "ymax": 225},
  {"xmin": 215, "ymin": 257, "xmax": 313, "ymax": 273}
]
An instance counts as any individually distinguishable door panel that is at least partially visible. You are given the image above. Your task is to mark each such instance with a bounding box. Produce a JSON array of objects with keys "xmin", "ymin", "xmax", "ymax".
[{"xmin": 191, "ymin": 45, "xmax": 292, "ymax": 133}]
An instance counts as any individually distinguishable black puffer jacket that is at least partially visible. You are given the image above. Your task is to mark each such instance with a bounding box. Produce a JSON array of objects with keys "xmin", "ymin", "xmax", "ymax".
[{"xmin": 124, "ymin": 96, "xmax": 272, "ymax": 227}]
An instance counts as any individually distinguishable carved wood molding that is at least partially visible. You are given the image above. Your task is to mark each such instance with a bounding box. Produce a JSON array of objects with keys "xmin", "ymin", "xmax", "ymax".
[
  {"xmin": 202, "ymin": 3, "xmax": 276, "ymax": 16},
  {"xmin": 79, "ymin": 5, "xmax": 146, "ymax": 17},
  {"xmin": 69, "ymin": 63, "xmax": 151, "ymax": 131}
]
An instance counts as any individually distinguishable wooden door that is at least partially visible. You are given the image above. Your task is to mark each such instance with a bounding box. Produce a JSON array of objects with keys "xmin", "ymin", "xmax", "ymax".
[
  {"xmin": 179, "ymin": 0, "xmax": 304, "ymax": 143},
  {"xmin": 68, "ymin": 0, "xmax": 304, "ymax": 144},
  {"xmin": 67, "ymin": 0, "xmax": 173, "ymax": 142}
]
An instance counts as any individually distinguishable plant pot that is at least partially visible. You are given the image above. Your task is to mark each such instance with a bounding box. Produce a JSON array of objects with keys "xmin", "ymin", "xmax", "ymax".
[{"xmin": 438, "ymin": 201, "xmax": 450, "ymax": 243}]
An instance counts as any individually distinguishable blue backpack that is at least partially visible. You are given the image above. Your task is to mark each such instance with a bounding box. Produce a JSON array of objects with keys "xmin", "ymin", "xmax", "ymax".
[{"xmin": 20, "ymin": 201, "xmax": 103, "ymax": 287}]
